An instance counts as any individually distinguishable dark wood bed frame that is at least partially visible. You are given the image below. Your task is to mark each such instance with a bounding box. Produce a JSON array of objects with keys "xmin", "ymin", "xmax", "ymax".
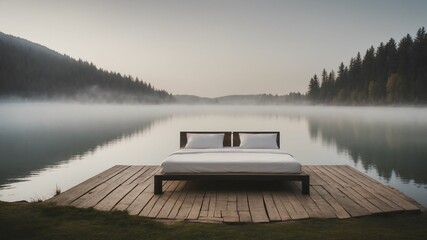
[{"xmin": 154, "ymin": 131, "xmax": 310, "ymax": 195}]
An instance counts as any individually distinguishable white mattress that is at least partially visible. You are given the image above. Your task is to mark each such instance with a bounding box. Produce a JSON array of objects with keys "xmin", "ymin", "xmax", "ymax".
[{"xmin": 160, "ymin": 148, "xmax": 301, "ymax": 174}]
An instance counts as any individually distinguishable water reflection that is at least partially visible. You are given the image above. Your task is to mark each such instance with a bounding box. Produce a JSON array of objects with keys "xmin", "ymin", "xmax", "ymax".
[
  {"xmin": 0, "ymin": 103, "xmax": 171, "ymax": 187},
  {"xmin": 0, "ymin": 104, "xmax": 426, "ymax": 206},
  {"xmin": 307, "ymin": 115, "xmax": 427, "ymax": 184}
]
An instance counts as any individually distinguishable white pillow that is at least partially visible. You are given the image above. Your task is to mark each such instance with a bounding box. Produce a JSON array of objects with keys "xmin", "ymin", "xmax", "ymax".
[
  {"xmin": 185, "ymin": 133, "xmax": 225, "ymax": 149},
  {"xmin": 239, "ymin": 133, "xmax": 278, "ymax": 149}
]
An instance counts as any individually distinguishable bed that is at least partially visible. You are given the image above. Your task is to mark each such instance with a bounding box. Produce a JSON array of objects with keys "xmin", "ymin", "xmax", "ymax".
[{"xmin": 154, "ymin": 131, "xmax": 310, "ymax": 195}]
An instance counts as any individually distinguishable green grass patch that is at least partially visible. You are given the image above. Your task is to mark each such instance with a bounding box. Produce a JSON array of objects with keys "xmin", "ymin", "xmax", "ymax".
[{"xmin": 1, "ymin": 201, "xmax": 426, "ymax": 240}]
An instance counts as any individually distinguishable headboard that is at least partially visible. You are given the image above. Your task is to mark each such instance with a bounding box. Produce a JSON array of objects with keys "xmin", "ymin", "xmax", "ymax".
[
  {"xmin": 233, "ymin": 131, "xmax": 280, "ymax": 148},
  {"xmin": 180, "ymin": 131, "xmax": 232, "ymax": 148}
]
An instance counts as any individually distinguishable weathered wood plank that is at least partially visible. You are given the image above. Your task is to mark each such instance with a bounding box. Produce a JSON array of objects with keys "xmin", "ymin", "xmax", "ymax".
[
  {"xmin": 330, "ymin": 166, "xmax": 402, "ymax": 212},
  {"xmin": 48, "ymin": 165, "xmax": 421, "ymax": 223},
  {"xmin": 341, "ymin": 165, "xmax": 419, "ymax": 211},
  {"xmin": 340, "ymin": 186, "xmax": 382, "ymax": 214},
  {"xmin": 197, "ymin": 216, "xmax": 224, "ymax": 222},
  {"xmin": 312, "ymin": 185, "xmax": 350, "ymax": 219},
  {"xmin": 327, "ymin": 165, "xmax": 366, "ymax": 186},
  {"xmin": 310, "ymin": 166, "xmax": 341, "ymax": 187},
  {"xmin": 227, "ymin": 193, "xmax": 237, "ymax": 211},
  {"xmin": 127, "ymin": 192, "xmax": 154, "ymax": 215},
  {"xmin": 339, "ymin": 166, "xmax": 405, "ymax": 211},
  {"xmin": 187, "ymin": 192, "xmax": 205, "ymax": 220},
  {"xmin": 310, "ymin": 166, "xmax": 370, "ymax": 217},
  {"xmin": 236, "ymin": 191, "xmax": 252, "ymax": 222},
  {"xmin": 147, "ymin": 181, "xmax": 181, "ymax": 218},
  {"xmin": 49, "ymin": 165, "xmax": 127, "ymax": 205},
  {"xmin": 139, "ymin": 181, "xmax": 174, "ymax": 217},
  {"xmin": 383, "ymin": 184, "xmax": 424, "ymax": 209},
  {"xmin": 238, "ymin": 210, "xmax": 252, "ymax": 222},
  {"xmin": 223, "ymin": 192, "xmax": 239, "ymax": 222},
  {"xmin": 271, "ymin": 191, "xmax": 291, "ymax": 221},
  {"xmin": 113, "ymin": 184, "xmax": 150, "ymax": 211},
  {"xmin": 262, "ymin": 192, "xmax": 281, "ymax": 221},
  {"xmin": 237, "ymin": 191, "xmax": 249, "ymax": 211},
  {"xmin": 72, "ymin": 166, "xmax": 142, "ymax": 208},
  {"xmin": 350, "ymin": 185, "xmax": 396, "ymax": 212},
  {"xmin": 199, "ymin": 210, "xmax": 209, "ymax": 218},
  {"xmin": 113, "ymin": 170, "xmax": 159, "ymax": 211},
  {"xmin": 127, "ymin": 181, "xmax": 170, "ymax": 215},
  {"xmin": 303, "ymin": 166, "xmax": 326, "ymax": 186},
  {"xmin": 122, "ymin": 166, "xmax": 153, "ymax": 185},
  {"xmin": 216, "ymin": 191, "xmax": 228, "ymax": 211},
  {"xmin": 283, "ymin": 190, "xmax": 310, "ymax": 219},
  {"xmin": 215, "ymin": 191, "xmax": 228, "ymax": 218},
  {"xmin": 321, "ymin": 165, "xmax": 355, "ymax": 187},
  {"xmin": 307, "ymin": 186, "xmax": 336, "ymax": 218},
  {"xmin": 168, "ymin": 183, "xmax": 189, "ymax": 219},
  {"xmin": 222, "ymin": 210, "xmax": 239, "ymax": 222},
  {"xmin": 323, "ymin": 185, "xmax": 370, "ymax": 217},
  {"xmin": 175, "ymin": 191, "xmax": 197, "ymax": 220},
  {"xmin": 94, "ymin": 183, "xmax": 137, "ymax": 211},
  {"xmin": 93, "ymin": 167, "xmax": 150, "ymax": 211},
  {"xmin": 247, "ymin": 192, "xmax": 269, "ymax": 223},
  {"xmin": 157, "ymin": 181, "xmax": 186, "ymax": 219},
  {"xmin": 330, "ymin": 166, "xmax": 399, "ymax": 212},
  {"xmin": 291, "ymin": 187, "xmax": 323, "ymax": 218},
  {"xmin": 274, "ymin": 191, "xmax": 300, "ymax": 220},
  {"xmin": 201, "ymin": 192, "xmax": 211, "ymax": 212},
  {"xmin": 207, "ymin": 192, "xmax": 217, "ymax": 218},
  {"xmin": 315, "ymin": 166, "xmax": 350, "ymax": 188},
  {"xmin": 132, "ymin": 167, "xmax": 162, "ymax": 185},
  {"xmin": 200, "ymin": 191, "xmax": 214, "ymax": 218}
]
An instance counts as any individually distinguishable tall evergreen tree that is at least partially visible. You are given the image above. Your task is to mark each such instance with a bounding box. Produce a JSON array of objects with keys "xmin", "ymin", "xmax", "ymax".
[
  {"xmin": 396, "ymin": 34, "xmax": 413, "ymax": 101},
  {"xmin": 319, "ymin": 69, "xmax": 328, "ymax": 101},
  {"xmin": 362, "ymin": 46, "xmax": 376, "ymax": 98},
  {"xmin": 306, "ymin": 27, "xmax": 427, "ymax": 104},
  {"xmin": 385, "ymin": 38, "xmax": 398, "ymax": 76},
  {"xmin": 308, "ymin": 75, "xmax": 320, "ymax": 101},
  {"xmin": 412, "ymin": 27, "xmax": 427, "ymax": 101}
]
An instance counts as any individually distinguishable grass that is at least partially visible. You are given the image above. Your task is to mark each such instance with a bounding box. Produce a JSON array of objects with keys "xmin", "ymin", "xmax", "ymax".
[
  {"xmin": 0, "ymin": 201, "xmax": 426, "ymax": 240},
  {"xmin": 54, "ymin": 185, "xmax": 62, "ymax": 196}
]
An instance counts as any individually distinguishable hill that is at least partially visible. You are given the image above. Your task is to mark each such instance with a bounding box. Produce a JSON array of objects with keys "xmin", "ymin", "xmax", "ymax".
[
  {"xmin": 175, "ymin": 92, "xmax": 305, "ymax": 105},
  {"xmin": 174, "ymin": 94, "xmax": 217, "ymax": 104},
  {"xmin": 0, "ymin": 32, "xmax": 174, "ymax": 103}
]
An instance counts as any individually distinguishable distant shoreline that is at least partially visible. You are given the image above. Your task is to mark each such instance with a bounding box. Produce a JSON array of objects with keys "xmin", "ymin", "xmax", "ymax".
[{"xmin": 1, "ymin": 97, "xmax": 427, "ymax": 107}]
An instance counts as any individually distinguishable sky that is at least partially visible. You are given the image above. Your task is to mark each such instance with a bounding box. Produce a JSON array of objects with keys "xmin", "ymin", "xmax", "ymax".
[{"xmin": 1, "ymin": 0, "xmax": 426, "ymax": 97}]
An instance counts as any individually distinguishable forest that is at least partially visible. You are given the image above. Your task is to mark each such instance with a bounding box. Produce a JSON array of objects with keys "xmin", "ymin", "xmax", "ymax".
[
  {"xmin": 307, "ymin": 27, "xmax": 427, "ymax": 104},
  {"xmin": 0, "ymin": 32, "xmax": 174, "ymax": 103},
  {"xmin": 2, "ymin": 27, "xmax": 427, "ymax": 105}
]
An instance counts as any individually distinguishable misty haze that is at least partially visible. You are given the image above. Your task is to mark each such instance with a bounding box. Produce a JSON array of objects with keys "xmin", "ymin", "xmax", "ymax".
[
  {"xmin": 1, "ymin": 103, "xmax": 426, "ymax": 207},
  {"xmin": 1, "ymin": 0, "xmax": 427, "ymax": 237}
]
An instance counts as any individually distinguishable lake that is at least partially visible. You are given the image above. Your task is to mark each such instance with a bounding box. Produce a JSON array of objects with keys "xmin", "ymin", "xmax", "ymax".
[{"xmin": 0, "ymin": 103, "xmax": 426, "ymax": 207}]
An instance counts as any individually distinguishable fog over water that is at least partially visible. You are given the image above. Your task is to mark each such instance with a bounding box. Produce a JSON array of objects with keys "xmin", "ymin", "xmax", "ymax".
[{"xmin": 0, "ymin": 102, "xmax": 426, "ymax": 207}]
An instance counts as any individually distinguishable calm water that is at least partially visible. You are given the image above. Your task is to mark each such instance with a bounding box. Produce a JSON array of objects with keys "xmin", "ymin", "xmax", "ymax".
[{"xmin": 1, "ymin": 103, "xmax": 426, "ymax": 207}]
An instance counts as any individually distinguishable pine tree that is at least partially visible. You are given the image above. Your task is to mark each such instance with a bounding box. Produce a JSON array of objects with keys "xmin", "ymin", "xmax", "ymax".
[
  {"xmin": 306, "ymin": 27, "xmax": 427, "ymax": 104},
  {"xmin": 397, "ymin": 34, "xmax": 413, "ymax": 100},
  {"xmin": 362, "ymin": 46, "xmax": 376, "ymax": 97},
  {"xmin": 319, "ymin": 69, "xmax": 329, "ymax": 101},
  {"xmin": 308, "ymin": 75, "xmax": 320, "ymax": 102},
  {"xmin": 412, "ymin": 27, "xmax": 427, "ymax": 101}
]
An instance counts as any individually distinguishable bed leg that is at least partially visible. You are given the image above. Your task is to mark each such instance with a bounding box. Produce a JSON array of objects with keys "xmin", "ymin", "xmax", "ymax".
[
  {"xmin": 154, "ymin": 176, "xmax": 163, "ymax": 194},
  {"xmin": 302, "ymin": 176, "xmax": 310, "ymax": 195}
]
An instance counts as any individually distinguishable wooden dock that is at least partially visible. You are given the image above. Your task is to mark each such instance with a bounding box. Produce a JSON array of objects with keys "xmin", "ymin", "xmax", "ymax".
[{"xmin": 47, "ymin": 165, "xmax": 422, "ymax": 223}]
